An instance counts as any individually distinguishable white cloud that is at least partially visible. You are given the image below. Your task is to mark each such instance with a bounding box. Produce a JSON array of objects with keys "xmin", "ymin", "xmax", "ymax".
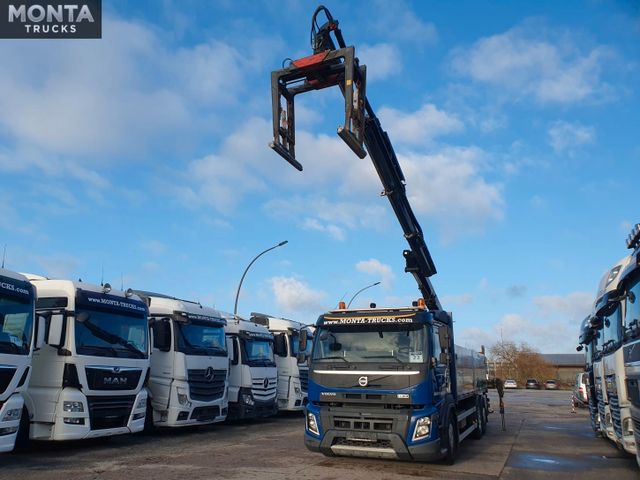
[
  {"xmin": 358, "ymin": 43, "xmax": 402, "ymax": 81},
  {"xmin": 533, "ymin": 291, "xmax": 593, "ymax": 322},
  {"xmin": 400, "ymin": 147, "xmax": 504, "ymax": 242},
  {"xmin": 450, "ymin": 22, "xmax": 615, "ymax": 104},
  {"xmin": 301, "ymin": 218, "xmax": 346, "ymax": 241},
  {"xmin": 140, "ymin": 240, "xmax": 168, "ymax": 256},
  {"xmin": 355, "ymin": 258, "xmax": 395, "ymax": 289},
  {"xmin": 379, "ymin": 103, "xmax": 464, "ymax": 145},
  {"xmin": 370, "ymin": 0, "xmax": 438, "ymax": 46},
  {"xmin": 270, "ymin": 276, "xmax": 326, "ymax": 313},
  {"xmin": 548, "ymin": 121, "xmax": 596, "ymax": 154},
  {"xmin": 441, "ymin": 293, "xmax": 474, "ymax": 305}
]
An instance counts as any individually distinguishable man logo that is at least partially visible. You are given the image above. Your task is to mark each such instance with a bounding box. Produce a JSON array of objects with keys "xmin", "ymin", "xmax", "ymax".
[
  {"xmin": 205, "ymin": 367, "xmax": 215, "ymax": 383},
  {"xmin": 358, "ymin": 376, "xmax": 368, "ymax": 387}
]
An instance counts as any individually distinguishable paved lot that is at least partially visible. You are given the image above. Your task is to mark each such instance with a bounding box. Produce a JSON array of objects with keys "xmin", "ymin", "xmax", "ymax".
[{"xmin": 1, "ymin": 390, "xmax": 637, "ymax": 479}]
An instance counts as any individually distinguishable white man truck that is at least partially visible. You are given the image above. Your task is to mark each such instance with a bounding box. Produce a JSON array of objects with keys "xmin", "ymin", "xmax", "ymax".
[
  {"xmin": 134, "ymin": 291, "xmax": 229, "ymax": 428},
  {"xmin": 19, "ymin": 276, "xmax": 149, "ymax": 442},
  {"xmin": 221, "ymin": 313, "xmax": 278, "ymax": 419},
  {"xmin": 250, "ymin": 312, "xmax": 309, "ymax": 411},
  {"xmin": 0, "ymin": 269, "xmax": 37, "ymax": 452},
  {"xmin": 591, "ymin": 255, "xmax": 637, "ymax": 455}
]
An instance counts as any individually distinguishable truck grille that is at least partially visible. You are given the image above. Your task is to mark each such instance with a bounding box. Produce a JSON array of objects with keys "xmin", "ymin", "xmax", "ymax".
[
  {"xmin": 190, "ymin": 405, "xmax": 220, "ymax": 422},
  {"xmin": 251, "ymin": 377, "xmax": 277, "ymax": 401},
  {"xmin": 634, "ymin": 416, "xmax": 640, "ymax": 447},
  {"xmin": 187, "ymin": 369, "xmax": 226, "ymax": 401},
  {"xmin": 334, "ymin": 415, "xmax": 394, "ymax": 432},
  {"xmin": 596, "ymin": 391, "xmax": 606, "ymax": 424},
  {"xmin": 0, "ymin": 366, "xmax": 16, "ymax": 395},
  {"xmin": 608, "ymin": 393, "xmax": 622, "ymax": 437},
  {"xmin": 85, "ymin": 367, "xmax": 142, "ymax": 391},
  {"xmin": 86, "ymin": 395, "xmax": 135, "ymax": 430},
  {"xmin": 333, "ymin": 437, "xmax": 392, "ymax": 449},
  {"xmin": 299, "ymin": 369, "xmax": 309, "ymax": 393}
]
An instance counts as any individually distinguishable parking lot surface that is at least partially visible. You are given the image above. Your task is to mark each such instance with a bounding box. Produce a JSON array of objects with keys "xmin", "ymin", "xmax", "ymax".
[{"xmin": 1, "ymin": 390, "xmax": 637, "ymax": 479}]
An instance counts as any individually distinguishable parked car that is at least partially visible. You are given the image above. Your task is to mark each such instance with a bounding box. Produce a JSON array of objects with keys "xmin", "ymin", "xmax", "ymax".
[
  {"xmin": 504, "ymin": 379, "xmax": 518, "ymax": 389},
  {"xmin": 544, "ymin": 379, "xmax": 558, "ymax": 390},
  {"xmin": 572, "ymin": 372, "xmax": 588, "ymax": 406},
  {"xmin": 525, "ymin": 378, "xmax": 540, "ymax": 389}
]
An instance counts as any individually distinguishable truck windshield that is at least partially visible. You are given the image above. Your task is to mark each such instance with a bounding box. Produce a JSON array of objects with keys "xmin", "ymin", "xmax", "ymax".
[
  {"xmin": 242, "ymin": 338, "xmax": 275, "ymax": 366},
  {"xmin": 600, "ymin": 301, "xmax": 622, "ymax": 351},
  {"xmin": 75, "ymin": 309, "xmax": 148, "ymax": 359},
  {"xmin": 312, "ymin": 324, "xmax": 426, "ymax": 363},
  {"xmin": 175, "ymin": 321, "xmax": 226, "ymax": 356},
  {"xmin": 0, "ymin": 297, "xmax": 33, "ymax": 355},
  {"xmin": 625, "ymin": 273, "xmax": 640, "ymax": 333}
]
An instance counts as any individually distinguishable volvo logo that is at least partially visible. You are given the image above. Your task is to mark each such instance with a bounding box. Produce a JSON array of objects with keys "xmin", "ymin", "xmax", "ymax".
[
  {"xmin": 358, "ymin": 376, "xmax": 368, "ymax": 387},
  {"xmin": 263, "ymin": 378, "xmax": 269, "ymax": 389},
  {"xmin": 205, "ymin": 367, "xmax": 214, "ymax": 382}
]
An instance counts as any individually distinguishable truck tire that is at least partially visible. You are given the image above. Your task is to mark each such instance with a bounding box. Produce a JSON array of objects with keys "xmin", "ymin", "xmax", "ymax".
[
  {"xmin": 443, "ymin": 414, "xmax": 459, "ymax": 465},
  {"xmin": 143, "ymin": 401, "xmax": 155, "ymax": 434}
]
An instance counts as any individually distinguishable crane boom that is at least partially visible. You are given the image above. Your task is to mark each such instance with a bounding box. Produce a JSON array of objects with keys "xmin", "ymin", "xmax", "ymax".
[{"xmin": 269, "ymin": 5, "xmax": 441, "ymax": 310}]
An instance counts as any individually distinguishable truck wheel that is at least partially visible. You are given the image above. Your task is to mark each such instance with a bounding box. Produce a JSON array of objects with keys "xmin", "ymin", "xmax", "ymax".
[
  {"xmin": 443, "ymin": 415, "xmax": 458, "ymax": 465},
  {"xmin": 13, "ymin": 407, "xmax": 30, "ymax": 452}
]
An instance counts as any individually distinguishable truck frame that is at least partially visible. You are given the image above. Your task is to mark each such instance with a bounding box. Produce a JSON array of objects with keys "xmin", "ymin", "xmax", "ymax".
[{"xmin": 269, "ymin": 5, "xmax": 489, "ymax": 462}]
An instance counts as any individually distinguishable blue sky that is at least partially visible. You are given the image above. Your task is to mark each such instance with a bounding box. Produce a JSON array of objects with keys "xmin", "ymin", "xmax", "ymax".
[{"xmin": 0, "ymin": 0, "xmax": 638, "ymax": 353}]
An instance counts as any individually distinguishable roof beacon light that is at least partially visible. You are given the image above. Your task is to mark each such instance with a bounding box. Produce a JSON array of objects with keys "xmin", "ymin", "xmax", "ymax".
[
  {"xmin": 417, "ymin": 298, "xmax": 426, "ymax": 309},
  {"xmin": 626, "ymin": 223, "xmax": 640, "ymax": 250},
  {"xmin": 338, "ymin": 301, "xmax": 346, "ymax": 310},
  {"xmin": 102, "ymin": 283, "xmax": 112, "ymax": 294}
]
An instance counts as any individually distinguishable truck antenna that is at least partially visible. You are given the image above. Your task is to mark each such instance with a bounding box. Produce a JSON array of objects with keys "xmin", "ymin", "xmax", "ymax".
[
  {"xmin": 100, "ymin": 264, "xmax": 104, "ymax": 287},
  {"xmin": 1, "ymin": 244, "xmax": 6, "ymax": 268},
  {"xmin": 121, "ymin": 272, "xmax": 124, "ymax": 291}
]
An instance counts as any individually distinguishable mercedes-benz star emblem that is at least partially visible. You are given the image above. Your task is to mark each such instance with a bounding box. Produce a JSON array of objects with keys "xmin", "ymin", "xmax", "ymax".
[
  {"xmin": 263, "ymin": 378, "xmax": 269, "ymax": 389},
  {"xmin": 358, "ymin": 376, "xmax": 368, "ymax": 387},
  {"xmin": 205, "ymin": 367, "xmax": 214, "ymax": 382}
]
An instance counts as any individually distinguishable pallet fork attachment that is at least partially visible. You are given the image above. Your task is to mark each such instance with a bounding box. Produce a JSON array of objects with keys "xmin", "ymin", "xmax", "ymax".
[{"xmin": 269, "ymin": 46, "xmax": 367, "ymax": 170}]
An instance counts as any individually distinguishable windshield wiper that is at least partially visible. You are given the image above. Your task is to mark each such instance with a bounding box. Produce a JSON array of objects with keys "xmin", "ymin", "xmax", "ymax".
[
  {"xmin": 79, "ymin": 344, "xmax": 121, "ymax": 357},
  {"xmin": 317, "ymin": 355, "xmax": 348, "ymax": 363},
  {"xmin": 363, "ymin": 355, "xmax": 402, "ymax": 363}
]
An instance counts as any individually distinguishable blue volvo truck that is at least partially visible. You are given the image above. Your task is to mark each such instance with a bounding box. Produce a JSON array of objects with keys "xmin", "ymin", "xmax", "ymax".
[{"xmin": 268, "ymin": 6, "xmax": 489, "ymax": 463}]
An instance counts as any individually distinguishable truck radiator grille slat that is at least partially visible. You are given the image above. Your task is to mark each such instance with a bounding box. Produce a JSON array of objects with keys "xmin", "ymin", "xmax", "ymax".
[
  {"xmin": 299, "ymin": 369, "xmax": 309, "ymax": 393},
  {"xmin": 333, "ymin": 416, "xmax": 394, "ymax": 432},
  {"xmin": 608, "ymin": 393, "xmax": 622, "ymax": 437},
  {"xmin": 187, "ymin": 369, "xmax": 226, "ymax": 401},
  {"xmin": 251, "ymin": 377, "xmax": 277, "ymax": 400}
]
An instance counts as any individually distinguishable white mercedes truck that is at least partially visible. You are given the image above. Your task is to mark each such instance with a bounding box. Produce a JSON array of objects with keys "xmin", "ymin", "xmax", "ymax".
[
  {"xmin": 0, "ymin": 269, "xmax": 37, "ymax": 452},
  {"xmin": 220, "ymin": 312, "xmax": 278, "ymax": 419},
  {"xmin": 20, "ymin": 276, "xmax": 149, "ymax": 442},
  {"xmin": 250, "ymin": 312, "xmax": 309, "ymax": 411},
  {"xmin": 134, "ymin": 291, "xmax": 229, "ymax": 428}
]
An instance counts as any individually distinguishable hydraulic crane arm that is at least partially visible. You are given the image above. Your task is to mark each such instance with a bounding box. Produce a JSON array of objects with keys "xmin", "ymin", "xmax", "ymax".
[{"xmin": 269, "ymin": 6, "xmax": 442, "ymax": 311}]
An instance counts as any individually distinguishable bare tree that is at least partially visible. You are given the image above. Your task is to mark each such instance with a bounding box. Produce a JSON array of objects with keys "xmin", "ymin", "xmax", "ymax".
[{"xmin": 489, "ymin": 341, "xmax": 555, "ymax": 384}]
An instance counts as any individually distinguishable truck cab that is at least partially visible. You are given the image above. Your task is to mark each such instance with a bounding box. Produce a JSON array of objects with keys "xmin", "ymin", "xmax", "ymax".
[
  {"xmin": 135, "ymin": 291, "xmax": 229, "ymax": 427},
  {"xmin": 221, "ymin": 313, "xmax": 278, "ymax": 419},
  {"xmin": 0, "ymin": 269, "xmax": 36, "ymax": 452},
  {"xmin": 578, "ymin": 314, "xmax": 600, "ymax": 433},
  {"xmin": 304, "ymin": 303, "xmax": 488, "ymax": 463},
  {"xmin": 618, "ymin": 225, "xmax": 640, "ymax": 465},
  {"xmin": 23, "ymin": 276, "xmax": 149, "ymax": 441},
  {"xmin": 250, "ymin": 312, "xmax": 308, "ymax": 411},
  {"xmin": 591, "ymin": 255, "xmax": 636, "ymax": 454}
]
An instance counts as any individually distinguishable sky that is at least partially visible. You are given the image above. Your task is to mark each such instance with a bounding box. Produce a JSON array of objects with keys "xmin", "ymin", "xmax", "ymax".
[{"xmin": 0, "ymin": 0, "xmax": 638, "ymax": 354}]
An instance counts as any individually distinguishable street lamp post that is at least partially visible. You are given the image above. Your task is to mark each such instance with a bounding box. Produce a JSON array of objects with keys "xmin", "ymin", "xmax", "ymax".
[
  {"xmin": 347, "ymin": 281, "xmax": 381, "ymax": 308},
  {"xmin": 233, "ymin": 240, "xmax": 288, "ymax": 316}
]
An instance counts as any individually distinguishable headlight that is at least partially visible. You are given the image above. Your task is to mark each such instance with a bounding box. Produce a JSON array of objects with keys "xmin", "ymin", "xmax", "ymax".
[
  {"xmin": 306, "ymin": 412, "xmax": 320, "ymax": 436},
  {"xmin": 177, "ymin": 388, "xmax": 191, "ymax": 407},
  {"xmin": 623, "ymin": 417, "xmax": 634, "ymax": 436},
  {"xmin": 412, "ymin": 416, "xmax": 431, "ymax": 441},
  {"xmin": 294, "ymin": 386, "xmax": 301, "ymax": 395},
  {"xmin": 2, "ymin": 408, "xmax": 21, "ymax": 422},
  {"xmin": 136, "ymin": 397, "xmax": 147, "ymax": 410},
  {"xmin": 242, "ymin": 393, "xmax": 255, "ymax": 406},
  {"xmin": 63, "ymin": 401, "xmax": 84, "ymax": 413},
  {"xmin": 0, "ymin": 426, "xmax": 19, "ymax": 436}
]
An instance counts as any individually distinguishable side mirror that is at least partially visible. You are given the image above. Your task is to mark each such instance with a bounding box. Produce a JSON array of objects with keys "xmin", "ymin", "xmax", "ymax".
[
  {"xmin": 430, "ymin": 356, "xmax": 437, "ymax": 369},
  {"xmin": 35, "ymin": 315, "xmax": 47, "ymax": 350},
  {"xmin": 576, "ymin": 345, "xmax": 584, "ymax": 352},
  {"xmin": 438, "ymin": 326, "xmax": 449, "ymax": 350},
  {"xmin": 274, "ymin": 333, "xmax": 287, "ymax": 357},
  {"xmin": 47, "ymin": 314, "xmax": 65, "ymax": 348},
  {"xmin": 297, "ymin": 352, "xmax": 307, "ymax": 364},
  {"xmin": 439, "ymin": 351, "xmax": 448, "ymax": 365},
  {"xmin": 299, "ymin": 329, "xmax": 308, "ymax": 352}
]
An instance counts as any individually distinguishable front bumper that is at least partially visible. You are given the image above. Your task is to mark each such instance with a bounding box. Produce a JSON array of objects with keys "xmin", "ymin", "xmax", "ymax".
[{"xmin": 228, "ymin": 398, "xmax": 277, "ymax": 420}]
